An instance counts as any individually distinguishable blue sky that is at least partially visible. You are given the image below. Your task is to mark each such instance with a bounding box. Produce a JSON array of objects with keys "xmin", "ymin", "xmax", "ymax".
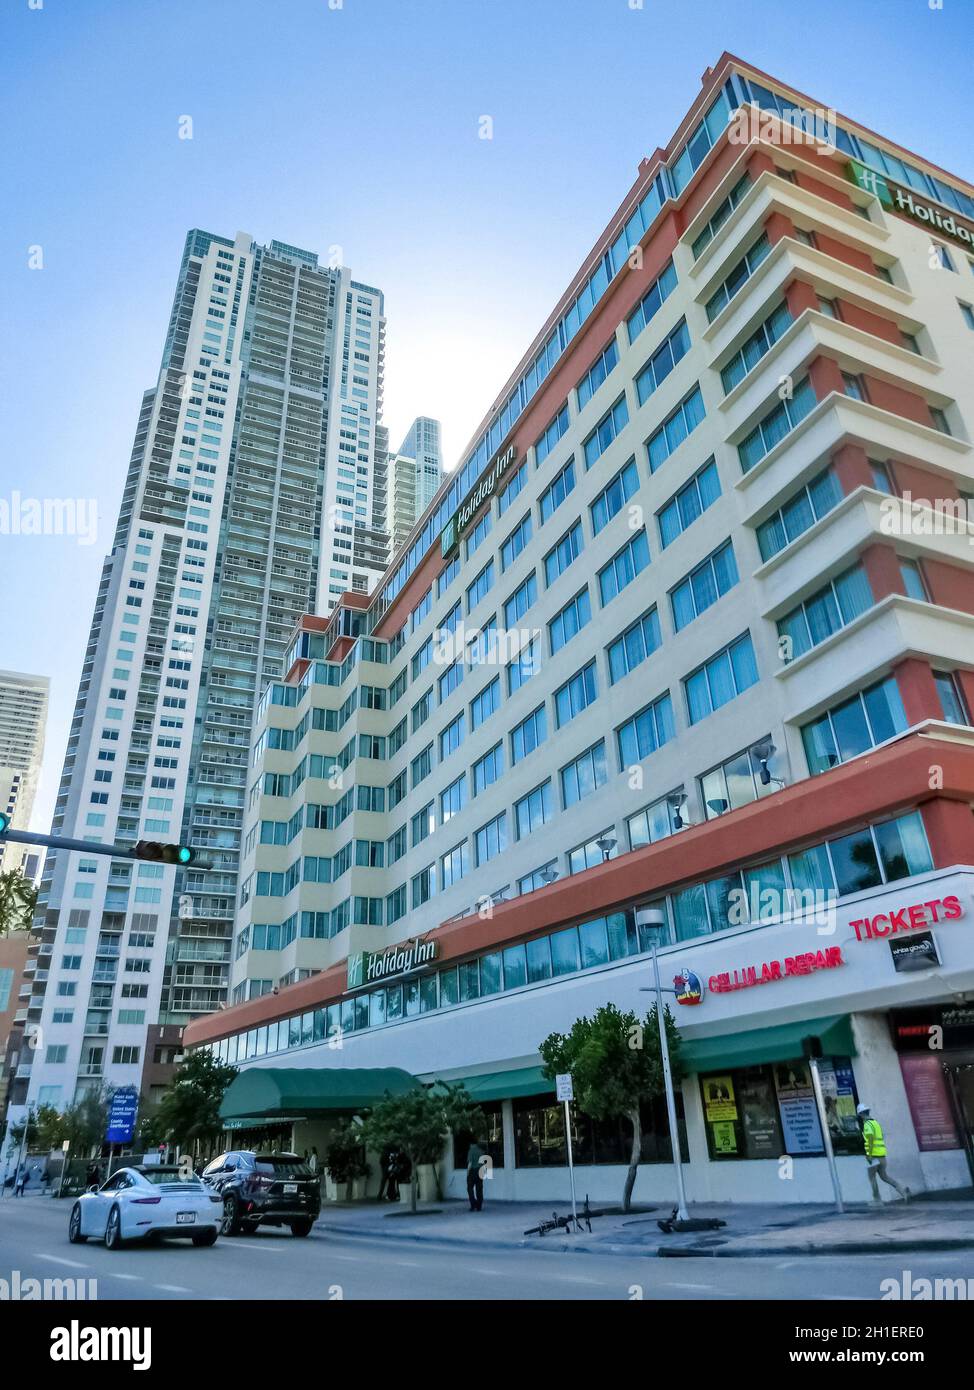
[{"xmin": 2, "ymin": 0, "xmax": 972, "ymax": 831}]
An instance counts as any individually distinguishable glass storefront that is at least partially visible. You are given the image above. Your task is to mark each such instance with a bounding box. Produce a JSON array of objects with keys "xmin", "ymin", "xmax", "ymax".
[
  {"xmin": 512, "ymin": 1092, "xmax": 687, "ymax": 1167},
  {"xmin": 700, "ymin": 1056, "xmax": 860, "ymax": 1160}
]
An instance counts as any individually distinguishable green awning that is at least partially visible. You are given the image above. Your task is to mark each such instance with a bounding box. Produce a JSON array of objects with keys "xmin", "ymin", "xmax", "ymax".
[
  {"xmin": 682, "ymin": 1015, "xmax": 856, "ymax": 1073},
  {"xmin": 449, "ymin": 1066, "xmax": 555, "ymax": 1102},
  {"xmin": 219, "ymin": 1066, "xmax": 419, "ymax": 1122}
]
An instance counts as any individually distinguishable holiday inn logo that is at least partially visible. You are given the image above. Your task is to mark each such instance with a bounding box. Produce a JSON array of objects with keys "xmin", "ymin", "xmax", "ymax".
[{"xmin": 846, "ymin": 160, "xmax": 974, "ymax": 247}]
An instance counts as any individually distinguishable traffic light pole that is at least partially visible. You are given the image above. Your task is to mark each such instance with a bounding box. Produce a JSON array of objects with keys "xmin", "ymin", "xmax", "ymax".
[{"xmin": 0, "ymin": 827, "xmax": 212, "ymax": 869}]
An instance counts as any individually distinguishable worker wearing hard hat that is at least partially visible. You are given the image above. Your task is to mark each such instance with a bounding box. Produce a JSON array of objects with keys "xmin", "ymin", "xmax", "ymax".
[{"xmin": 857, "ymin": 1103, "xmax": 910, "ymax": 1203}]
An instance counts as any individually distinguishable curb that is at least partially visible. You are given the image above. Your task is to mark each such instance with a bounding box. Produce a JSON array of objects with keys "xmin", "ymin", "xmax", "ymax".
[{"xmin": 313, "ymin": 1219, "xmax": 974, "ymax": 1261}]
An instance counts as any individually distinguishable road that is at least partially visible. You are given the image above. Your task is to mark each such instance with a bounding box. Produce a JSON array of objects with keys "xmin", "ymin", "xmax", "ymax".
[{"xmin": 1, "ymin": 1195, "xmax": 970, "ymax": 1301}]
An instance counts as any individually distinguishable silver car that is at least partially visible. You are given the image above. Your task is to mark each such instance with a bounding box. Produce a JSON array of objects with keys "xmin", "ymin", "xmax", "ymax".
[{"xmin": 68, "ymin": 1165, "xmax": 222, "ymax": 1249}]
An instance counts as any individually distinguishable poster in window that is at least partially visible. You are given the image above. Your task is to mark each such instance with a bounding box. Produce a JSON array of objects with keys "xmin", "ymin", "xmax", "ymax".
[
  {"xmin": 774, "ymin": 1061, "xmax": 824, "ymax": 1154},
  {"xmin": 703, "ymin": 1075, "xmax": 737, "ymax": 1122},
  {"xmin": 739, "ymin": 1070, "xmax": 782, "ymax": 1158},
  {"xmin": 816, "ymin": 1058, "xmax": 859, "ymax": 1142},
  {"xmin": 711, "ymin": 1120, "xmax": 738, "ymax": 1155}
]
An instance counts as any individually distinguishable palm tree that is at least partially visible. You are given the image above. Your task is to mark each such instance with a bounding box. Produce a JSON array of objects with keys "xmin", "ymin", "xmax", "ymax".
[{"xmin": 0, "ymin": 868, "xmax": 37, "ymax": 937}]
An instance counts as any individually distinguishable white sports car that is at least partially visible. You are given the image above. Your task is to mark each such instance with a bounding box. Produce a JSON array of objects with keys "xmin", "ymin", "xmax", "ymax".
[{"xmin": 68, "ymin": 1165, "xmax": 221, "ymax": 1249}]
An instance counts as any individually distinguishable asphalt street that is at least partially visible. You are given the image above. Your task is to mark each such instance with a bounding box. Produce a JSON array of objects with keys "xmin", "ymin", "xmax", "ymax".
[{"xmin": 2, "ymin": 1196, "xmax": 972, "ymax": 1301}]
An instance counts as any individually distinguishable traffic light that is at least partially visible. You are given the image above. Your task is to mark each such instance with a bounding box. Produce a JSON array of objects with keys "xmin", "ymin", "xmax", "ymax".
[
  {"xmin": 0, "ymin": 811, "xmax": 9, "ymax": 836},
  {"xmin": 132, "ymin": 840, "xmax": 195, "ymax": 866}
]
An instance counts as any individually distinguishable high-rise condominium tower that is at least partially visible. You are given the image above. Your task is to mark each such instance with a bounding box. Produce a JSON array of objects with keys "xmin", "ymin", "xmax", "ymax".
[
  {"xmin": 391, "ymin": 416, "xmax": 443, "ymax": 554},
  {"xmin": 0, "ymin": 670, "xmax": 49, "ymax": 874},
  {"xmin": 14, "ymin": 231, "xmax": 386, "ymax": 1120}
]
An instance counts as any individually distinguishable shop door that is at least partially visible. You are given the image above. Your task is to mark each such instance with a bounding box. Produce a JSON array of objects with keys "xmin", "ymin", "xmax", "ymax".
[{"xmin": 944, "ymin": 1063, "xmax": 974, "ymax": 1182}]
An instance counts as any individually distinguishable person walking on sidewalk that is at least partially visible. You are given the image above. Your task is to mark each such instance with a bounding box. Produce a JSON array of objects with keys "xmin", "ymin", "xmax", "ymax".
[
  {"xmin": 466, "ymin": 1140, "xmax": 485, "ymax": 1212},
  {"xmin": 858, "ymin": 1103, "xmax": 909, "ymax": 1203},
  {"xmin": 14, "ymin": 1167, "xmax": 27, "ymax": 1197}
]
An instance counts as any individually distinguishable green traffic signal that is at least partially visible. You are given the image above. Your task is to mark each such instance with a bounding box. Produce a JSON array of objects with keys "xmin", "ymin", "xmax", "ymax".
[
  {"xmin": 0, "ymin": 811, "xmax": 9, "ymax": 835},
  {"xmin": 133, "ymin": 840, "xmax": 195, "ymax": 866}
]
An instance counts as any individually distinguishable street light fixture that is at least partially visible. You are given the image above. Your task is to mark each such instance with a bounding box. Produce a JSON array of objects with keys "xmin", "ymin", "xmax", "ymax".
[
  {"xmin": 635, "ymin": 904, "xmax": 689, "ymax": 1223},
  {"xmin": 666, "ymin": 788, "xmax": 693, "ymax": 830},
  {"xmin": 595, "ymin": 835, "xmax": 617, "ymax": 863},
  {"xmin": 539, "ymin": 866, "xmax": 559, "ymax": 885}
]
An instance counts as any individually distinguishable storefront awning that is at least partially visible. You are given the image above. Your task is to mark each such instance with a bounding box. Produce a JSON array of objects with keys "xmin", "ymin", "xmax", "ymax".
[
  {"xmin": 219, "ymin": 1066, "xmax": 419, "ymax": 1123},
  {"xmin": 449, "ymin": 1066, "xmax": 555, "ymax": 1103},
  {"xmin": 682, "ymin": 1015, "xmax": 856, "ymax": 1073}
]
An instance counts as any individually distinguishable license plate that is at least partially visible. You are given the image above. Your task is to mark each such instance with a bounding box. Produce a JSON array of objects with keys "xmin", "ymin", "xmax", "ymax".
[
  {"xmin": 176, "ymin": 1212, "xmax": 196, "ymax": 1224},
  {"xmin": 283, "ymin": 1183, "xmax": 298, "ymax": 1194}
]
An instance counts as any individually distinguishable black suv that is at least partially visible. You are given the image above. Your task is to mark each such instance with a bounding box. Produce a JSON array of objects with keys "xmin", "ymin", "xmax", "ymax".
[{"xmin": 202, "ymin": 1152, "xmax": 320, "ymax": 1237}]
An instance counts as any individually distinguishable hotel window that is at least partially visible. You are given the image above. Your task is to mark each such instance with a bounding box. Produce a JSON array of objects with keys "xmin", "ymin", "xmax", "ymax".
[
  {"xmin": 842, "ymin": 372, "xmax": 868, "ymax": 402},
  {"xmin": 518, "ymin": 863, "xmax": 559, "ymax": 895},
  {"xmin": 691, "ymin": 175, "xmax": 751, "ymax": 259},
  {"xmin": 501, "ymin": 513, "xmax": 533, "ymax": 570},
  {"xmin": 817, "ymin": 296, "xmax": 839, "ymax": 319},
  {"xmin": 670, "ymin": 540, "xmax": 738, "ymax": 631},
  {"xmin": 801, "ymin": 676, "xmax": 908, "ymax": 775},
  {"xmin": 549, "ymin": 588, "xmax": 592, "ymax": 654},
  {"xmin": 617, "ymin": 692, "xmax": 675, "ymax": 767},
  {"xmin": 470, "ymin": 677, "xmax": 501, "ymax": 731},
  {"xmin": 504, "ymin": 572, "xmax": 538, "ymax": 626},
  {"xmin": 555, "ymin": 661, "xmax": 598, "ymax": 727},
  {"xmin": 899, "ymin": 558, "xmax": 929, "ymax": 601},
  {"xmin": 560, "ymin": 740, "xmax": 608, "ymax": 808},
  {"xmin": 475, "ymin": 813, "xmax": 508, "ymax": 866},
  {"xmin": 507, "ymin": 636, "xmax": 541, "ymax": 695},
  {"xmin": 440, "ymin": 773, "xmax": 468, "ymax": 822},
  {"xmin": 577, "ymin": 338, "xmax": 620, "ymax": 410},
  {"xmin": 387, "ymin": 826, "xmax": 407, "ymax": 864},
  {"xmin": 498, "ymin": 462, "xmax": 527, "ymax": 516},
  {"xmin": 412, "ymin": 636, "xmax": 433, "ymax": 679},
  {"xmin": 410, "ymin": 744, "xmax": 433, "ymax": 788},
  {"xmin": 466, "ymin": 510, "xmax": 493, "ymax": 559},
  {"xmin": 933, "ymin": 669, "xmax": 970, "ymax": 725},
  {"xmin": 626, "ymin": 259, "xmax": 678, "ymax": 342},
  {"xmin": 960, "ymin": 302, "xmax": 974, "ymax": 331},
  {"xmin": 576, "ymin": 833, "xmax": 616, "ymax": 872},
  {"xmin": 441, "ymin": 841, "xmax": 470, "ymax": 889},
  {"xmin": 789, "ymin": 810, "xmax": 933, "ymax": 899},
  {"xmin": 700, "ymin": 1059, "xmax": 861, "ymax": 1162},
  {"xmin": 634, "ymin": 320, "xmax": 691, "ymax": 408},
  {"xmin": 607, "ymin": 607, "xmax": 661, "ymax": 684},
  {"xmin": 700, "ymin": 742, "xmax": 778, "ymax": 819},
  {"xmin": 535, "ymin": 404, "xmax": 570, "ymax": 466},
  {"xmin": 756, "ymin": 467, "xmax": 842, "ymax": 561},
  {"xmin": 930, "ymin": 406, "xmax": 952, "ymax": 435},
  {"xmin": 583, "ymin": 396, "xmax": 630, "ymax": 471},
  {"xmin": 684, "ymin": 633, "xmax": 759, "ymax": 725},
  {"xmin": 411, "ymin": 689, "xmax": 432, "ymax": 732},
  {"xmin": 669, "ymin": 86, "xmax": 734, "ymax": 194},
  {"xmin": 590, "ymin": 459, "xmax": 639, "ymax": 534},
  {"xmin": 738, "ymin": 377, "xmax": 817, "ymax": 473},
  {"xmin": 472, "ymin": 743, "xmax": 504, "ymax": 795},
  {"xmin": 657, "ymin": 459, "xmax": 721, "ymax": 548},
  {"xmin": 932, "ymin": 244, "xmax": 956, "ymax": 272},
  {"xmin": 627, "ymin": 796, "xmax": 680, "ymax": 851},
  {"xmin": 439, "ymin": 600, "xmax": 462, "ymax": 639},
  {"xmin": 511, "ymin": 704, "xmax": 548, "ymax": 764},
  {"xmin": 598, "ymin": 530, "xmax": 650, "ymax": 605},
  {"xmin": 438, "ymin": 659, "xmax": 463, "ymax": 702},
  {"xmin": 720, "ymin": 302, "xmax": 792, "ymax": 394},
  {"xmin": 412, "ymin": 865, "xmax": 436, "ymax": 908},
  {"xmin": 544, "ymin": 522, "xmax": 584, "ymax": 585},
  {"xmin": 705, "ymin": 233, "xmax": 771, "ymax": 323},
  {"xmin": 466, "ymin": 559, "xmax": 495, "ymax": 613},
  {"xmin": 777, "ymin": 563, "xmax": 873, "ymax": 661},
  {"xmin": 439, "ymin": 712, "xmax": 465, "ymax": 759},
  {"xmin": 870, "ymin": 461, "xmax": 894, "ymax": 494},
  {"xmin": 539, "ymin": 457, "xmax": 576, "ymax": 524},
  {"xmin": 515, "ymin": 781, "xmax": 554, "ymax": 839},
  {"xmin": 647, "ymin": 386, "xmax": 706, "ymax": 472},
  {"xmin": 438, "ymin": 553, "xmax": 460, "ymax": 596}
]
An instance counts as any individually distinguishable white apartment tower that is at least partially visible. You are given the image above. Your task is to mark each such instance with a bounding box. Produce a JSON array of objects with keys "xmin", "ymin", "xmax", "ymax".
[
  {"xmin": 13, "ymin": 231, "xmax": 386, "ymax": 1121},
  {"xmin": 391, "ymin": 417, "xmax": 443, "ymax": 554},
  {"xmin": 0, "ymin": 670, "xmax": 49, "ymax": 874}
]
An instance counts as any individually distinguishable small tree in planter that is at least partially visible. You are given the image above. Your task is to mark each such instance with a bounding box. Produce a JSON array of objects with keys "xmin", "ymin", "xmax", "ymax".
[
  {"xmin": 361, "ymin": 1084, "xmax": 480, "ymax": 1212},
  {"xmin": 325, "ymin": 1123, "xmax": 366, "ymax": 1201}
]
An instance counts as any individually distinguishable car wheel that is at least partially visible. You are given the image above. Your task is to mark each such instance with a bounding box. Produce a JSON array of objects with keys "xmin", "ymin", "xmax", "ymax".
[
  {"xmin": 104, "ymin": 1205, "xmax": 124, "ymax": 1251},
  {"xmin": 192, "ymin": 1229, "xmax": 218, "ymax": 1247},
  {"xmin": 221, "ymin": 1195, "xmax": 241, "ymax": 1236},
  {"xmin": 68, "ymin": 1204, "xmax": 87, "ymax": 1244},
  {"xmin": 290, "ymin": 1219, "xmax": 313, "ymax": 1238}
]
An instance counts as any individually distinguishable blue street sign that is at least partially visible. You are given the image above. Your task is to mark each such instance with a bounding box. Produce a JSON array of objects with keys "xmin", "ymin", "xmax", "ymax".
[{"xmin": 105, "ymin": 1088, "xmax": 139, "ymax": 1145}]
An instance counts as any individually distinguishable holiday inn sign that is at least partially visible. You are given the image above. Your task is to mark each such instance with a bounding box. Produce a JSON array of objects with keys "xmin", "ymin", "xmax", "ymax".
[
  {"xmin": 847, "ymin": 159, "xmax": 974, "ymax": 248},
  {"xmin": 347, "ymin": 935, "xmax": 439, "ymax": 990}
]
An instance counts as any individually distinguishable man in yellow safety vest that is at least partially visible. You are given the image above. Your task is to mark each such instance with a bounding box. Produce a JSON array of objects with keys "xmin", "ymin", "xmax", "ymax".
[{"xmin": 857, "ymin": 1103, "xmax": 910, "ymax": 1203}]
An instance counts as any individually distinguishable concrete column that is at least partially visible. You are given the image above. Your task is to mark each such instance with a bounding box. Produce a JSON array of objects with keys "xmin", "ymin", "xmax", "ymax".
[{"xmin": 850, "ymin": 1011, "xmax": 926, "ymax": 1198}]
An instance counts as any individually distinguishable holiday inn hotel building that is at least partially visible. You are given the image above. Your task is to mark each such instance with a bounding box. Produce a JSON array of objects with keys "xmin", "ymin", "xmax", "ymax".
[{"xmin": 185, "ymin": 54, "xmax": 974, "ymax": 1205}]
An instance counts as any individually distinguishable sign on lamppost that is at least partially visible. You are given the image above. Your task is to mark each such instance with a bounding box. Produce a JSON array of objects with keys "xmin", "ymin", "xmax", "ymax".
[{"xmin": 555, "ymin": 1074, "xmax": 579, "ymax": 1232}]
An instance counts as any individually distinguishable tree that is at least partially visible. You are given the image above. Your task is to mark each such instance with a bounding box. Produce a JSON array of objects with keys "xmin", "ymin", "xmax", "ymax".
[
  {"xmin": 539, "ymin": 1001, "xmax": 683, "ymax": 1212},
  {"xmin": 0, "ymin": 868, "xmax": 37, "ymax": 937},
  {"xmin": 154, "ymin": 1050, "xmax": 238, "ymax": 1153},
  {"xmin": 60, "ymin": 1085, "xmax": 113, "ymax": 1156},
  {"xmin": 360, "ymin": 1083, "xmax": 480, "ymax": 1212}
]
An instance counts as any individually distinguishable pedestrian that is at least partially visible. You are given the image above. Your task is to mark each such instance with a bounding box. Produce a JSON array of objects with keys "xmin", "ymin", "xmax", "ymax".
[
  {"xmin": 86, "ymin": 1161, "xmax": 100, "ymax": 1190},
  {"xmin": 376, "ymin": 1145, "xmax": 393, "ymax": 1202},
  {"xmin": 14, "ymin": 1167, "xmax": 27, "ymax": 1197},
  {"xmin": 466, "ymin": 1139, "xmax": 486, "ymax": 1212},
  {"xmin": 308, "ymin": 1146, "xmax": 319, "ymax": 1175},
  {"xmin": 41, "ymin": 1163, "xmax": 52, "ymax": 1195},
  {"xmin": 857, "ymin": 1103, "xmax": 910, "ymax": 1203}
]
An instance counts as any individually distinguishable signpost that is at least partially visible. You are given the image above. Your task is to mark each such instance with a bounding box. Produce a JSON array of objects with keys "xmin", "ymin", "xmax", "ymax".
[
  {"xmin": 555, "ymin": 1073, "xmax": 579, "ymax": 1233},
  {"xmin": 56, "ymin": 1138, "xmax": 70, "ymax": 1201},
  {"xmin": 105, "ymin": 1088, "xmax": 139, "ymax": 1147}
]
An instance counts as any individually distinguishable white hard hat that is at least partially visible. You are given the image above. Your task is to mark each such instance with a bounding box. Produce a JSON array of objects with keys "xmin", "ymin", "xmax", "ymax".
[{"xmin": 856, "ymin": 1103, "xmax": 870, "ymax": 1114}]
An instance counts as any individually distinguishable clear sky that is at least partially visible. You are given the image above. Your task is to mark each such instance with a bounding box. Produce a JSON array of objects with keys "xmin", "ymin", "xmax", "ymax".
[{"xmin": 2, "ymin": 0, "xmax": 973, "ymax": 834}]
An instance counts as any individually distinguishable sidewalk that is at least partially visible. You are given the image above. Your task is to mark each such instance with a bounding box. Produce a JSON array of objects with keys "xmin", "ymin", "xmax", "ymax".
[{"xmin": 314, "ymin": 1191, "xmax": 974, "ymax": 1258}]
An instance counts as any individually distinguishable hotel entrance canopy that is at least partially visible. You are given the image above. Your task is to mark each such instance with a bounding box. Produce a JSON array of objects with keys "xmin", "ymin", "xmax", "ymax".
[{"xmin": 219, "ymin": 1066, "xmax": 420, "ymax": 1124}]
